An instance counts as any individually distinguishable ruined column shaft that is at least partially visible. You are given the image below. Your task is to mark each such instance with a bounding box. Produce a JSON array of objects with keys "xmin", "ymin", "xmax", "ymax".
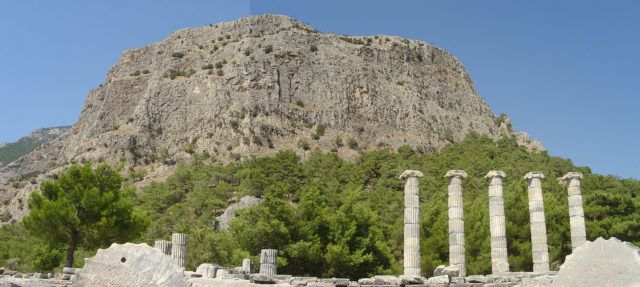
[
  {"xmin": 171, "ymin": 233, "xmax": 187, "ymax": 268},
  {"xmin": 563, "ymin": 172, "xmax": 587, "ymax": 250},
  {"xmin": 153, "ymin": 240, "xmax": 172, "ymax": 256},
  {"xmin": 259, "ymin": 249, "xmax": 278, "ymax": 275},
  {"xmin": 400, "ymin": 170, "xmax": 423, "ymax": 277},
  {"xmin": 486, "ymin": 171, "xmax": 509, "ymax": 274},
  {"xmin": 525, "ymin": 172, "xmax": 549, "ymax": 273},
  {"xmin": 446, "ymin": 170, "xmax": 467, "ymax": 277}
]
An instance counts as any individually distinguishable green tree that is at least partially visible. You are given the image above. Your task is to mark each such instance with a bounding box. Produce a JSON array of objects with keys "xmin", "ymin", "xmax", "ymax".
[{"xmin": 23, "ymin": 163, "xmax": 149, "ymax": 267}]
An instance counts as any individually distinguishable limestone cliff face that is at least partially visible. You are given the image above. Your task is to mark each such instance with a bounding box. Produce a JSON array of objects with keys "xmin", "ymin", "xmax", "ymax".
[{"xmin": 0, "ymin": 14, "xmax": 543, "ymax": 222}]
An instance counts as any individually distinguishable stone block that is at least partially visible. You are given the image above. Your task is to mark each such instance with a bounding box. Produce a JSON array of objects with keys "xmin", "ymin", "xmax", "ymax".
[
  {"xmin": 448, "ymin": 207, "xmax": 464, "ymax": 220},
  {"xmin": 568, "ymin": 195, "xmax": 583, "ymax": 207},
  {"xmin": 196, "ymin": 263, "xmax": 218, "ymax": 278},
  {"xmin": 3, "ymin": 270, "xmax": 16, "ymax": 276},
  {"xmin": 568, "ymin": 206, "xmax": 584, "ymax": 217},
  {"xmin": 426, "ymin": 275, "xmax": 449, "ymax": 284},
  {"xmin": 449, "ymin": 232, "xmax": 465, "ymax": 245},
  {"xmin": 62, "ymin": 267, "xmax": 78, "ymax": 274},
  {"xmin": 433, "ymin": 265, "xmax": 446, "ymax": 277},
  {"xmin": 12, "ymin": 273, "xmax": 21, "ymax": 278},
  {"xmin": 321, "ymin": 278, "xmax": 350, "ymax": 286},
  {"xmin": 62, "ymin": 273, "xmax": 71, "ymax": 280},
  {"xmin": 465, "ymin": 275, "xmax": 489, "ymax": 283},
  {"xmin": 442, "ymin": 266, "xmax": 460, "ymax": 278},
  {"xmin": 250, "ymin": 273, "xmax": 277, "ymax": 284}
]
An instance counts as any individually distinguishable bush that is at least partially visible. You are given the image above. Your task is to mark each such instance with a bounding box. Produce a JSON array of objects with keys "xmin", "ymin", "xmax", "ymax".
[
  {"xmin": 315, "ymin": 124, "xmax": 325, "ymax": 136},
  {"xmin": 297, "ymin": 139, "xmax": 310, "ymax": 151},
  {"xmin": 244, "ymin": 49, "xmax": 251, "ymax": 56},
  {"xmin": 129, "ymin": 70, "xmax": 141, "ymax": 77},
  {"xmin": 230, "ymin": 120, "xmax": 239, "ymax": 129},
  {"xmin": 347, "ymin": 138, "xmax": 358, "ymax": 149},
  {"xmin": 171, "ymin": 52, "xmax": 185, "ymax": 58},
  {"xmin": 264, "ymin": 45, "xmax": 273, "ymax": 54},
  {"xmin": 215, "ymin": 62, "xmax": 223, "ymax": 69},
  {"xmin": 334, "ymin": 136, "xmax": 343, "ymax": 147},
  {"xmin": 142, "ymin": 70, "xmax": 150, "ymax": 74},
  {"xmin": 225, "ymin": 34, "xmax": 231, "ymax": 39},
  {"xmin": 296, "ymin": 100, "xmax": 304, "ymax": 107},
  {"xmin": 217, "ymin": 69, "xmax": 224, "ymax": 76},
  {"xmin": 202, "ymin": 64, "xmax": 214, "ymax": 70},
  {"xmin": 310, "ymin": 45, "xmax": 318, "ymax": 52}
]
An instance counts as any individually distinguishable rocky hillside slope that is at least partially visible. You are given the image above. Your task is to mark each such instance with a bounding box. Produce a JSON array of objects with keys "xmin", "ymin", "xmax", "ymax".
[
  {"xmin": 0, "ymin": 14, "xmax": 542, "ymax": 222},
  {"xmin": 0, "ymin": 126, "xmax": 70, "ymax": 167}
]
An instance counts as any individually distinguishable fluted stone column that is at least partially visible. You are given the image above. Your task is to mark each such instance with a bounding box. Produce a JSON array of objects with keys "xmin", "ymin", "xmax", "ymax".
[
  {"xmin": 399, "ymin": 170, "xmax": 424, "ymax": 277},
  {"xmin": 153, "ymin": 240, "xmax": 172, "ymax": 256},
  {"xmin": 259, "ymin": 249, "xmax": 277, "ymax": 275},
  {"xmin": 243, "ymin": 258, "xmax": 253, "ymax": 273},
  {"xmin": 171, "ymin": 233, "xmax": 187, "ymax": 268},
  {"xmin": 561, "ymin": 172, "xmax": 587, "ymax": 251},
  {"xmin": 524, "ymin": 172, "xmax": 549, "ymax": 273},
  {"xmin": 445, "ymin": 170, "xmax": 467, "ymax": 277},
  {"xmin": 485, "ymin": 171, "xmax": 510, "ymax": 274}
]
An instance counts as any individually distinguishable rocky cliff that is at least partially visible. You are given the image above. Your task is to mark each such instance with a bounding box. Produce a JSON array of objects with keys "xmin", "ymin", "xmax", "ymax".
[{"xmin": 0, "ymin": 14, "xmax": 543, "ymax": 222}]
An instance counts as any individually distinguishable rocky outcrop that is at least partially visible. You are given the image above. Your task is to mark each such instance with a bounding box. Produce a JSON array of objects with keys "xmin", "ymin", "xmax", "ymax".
[
  {"xmin": 0, "ymin": 14, "xmax": 543, "ymax": 222},
  {"xmin": 214, "ymin": 196, "xmax": 263, "ymax": 231}
]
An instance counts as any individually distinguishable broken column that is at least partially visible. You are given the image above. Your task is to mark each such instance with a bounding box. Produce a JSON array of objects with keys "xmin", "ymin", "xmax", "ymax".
[
  {"xmin": 561, "ymin": 172, "xmax": 587, "ymax": 251},
  {"xmin": 400, "ymin": 170, "xmax": 424, "ymax": 277},
  {"xmin": 524, "ymin": 172, "xmax": 549, "ymax": 273},
  {"xmin": 153, "ymin": 240, "xmax": 172, "ymax": 256},
  {"xmin": 485, "ymin": 171, "xmax": 510, "ymax": 274},
  {"xmin": 171, "ymin": 233, "xmax": 187, "ymax": 268},
  {"xmin": 259, "ymin": 249, "xmax": 277, "ymax": 275},
  {"xmin": 445, "ymin": 170, "xmax": 468, "ymax": 277},
  {"xmin": 243, "ymin": 258, "xmax": 253, "ymax": 273}
]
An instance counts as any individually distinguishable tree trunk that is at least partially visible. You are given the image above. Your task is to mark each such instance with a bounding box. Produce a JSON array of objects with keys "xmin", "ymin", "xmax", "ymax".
[{"xmin": 65, "ymin": 242, "xmax": 76, "ymax": 267}]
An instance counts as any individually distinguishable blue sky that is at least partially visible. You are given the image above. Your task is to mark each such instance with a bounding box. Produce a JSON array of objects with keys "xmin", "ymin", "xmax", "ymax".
[{"xmin": 0, "ymin": 1, "xmax": 638, "ymax": 179}]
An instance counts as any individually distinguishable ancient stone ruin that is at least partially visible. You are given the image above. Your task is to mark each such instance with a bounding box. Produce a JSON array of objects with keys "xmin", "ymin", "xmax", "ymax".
[{"xmin": 1, "ymin": 171, "xmax": 635, "ymax": 287}]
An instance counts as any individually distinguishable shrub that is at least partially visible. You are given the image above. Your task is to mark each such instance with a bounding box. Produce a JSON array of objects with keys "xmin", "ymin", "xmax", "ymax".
[
  {"xmin": 202, "ymin": 64, "xmax": 214, "ymax": 70},
  {"xmin": 264, "ymin": 45, "xmax": 273, "ymax": 54},
  {"xmin": 187, "ymin": 69, "xmax": 196, "ymax": 77},
  {"xmin": 334, "ymin": 136, "xmax": 343, "ymax": 147},
  {"xmin": 129, "ymin": 70, "xmax": 141, "ymax": 76},
  {"xmin": 217, "ymin": 69, "xmax": 224, "ymax": 76},
  {"xmin": 310, "ymin": 45, "xmax": 318, "ymax": 52},
  {"xmin": 198, "ymin": 45, "xmax": 204, "ymax": 50},
  {"xmin": 297, "ymin": 139, "xmax": 310, "ymax": 151},
  {"xmin": 213, "ymin": 45, "xmax": 219, "ymax": 51},
  {"xmin": 315, "ymin": 124, "xmax": 325, "ymax": 136},
  {"xmin": 244, "ymin": 49, "xmax": 251, "ymax": 56},
  {"xmin": 225, "ymin": 34, "xmax": 231, "ymax": 39},
  {"xmin": 296, "ymin": 100, "xmax": 304, "ymax": 107},
  {"xmin": 215, "ymin": 62, "xmax": 223, "ymax": 69},
  {"xmin": 415, "ymin": 52, "xmax": 423, "ymax": 62},
  {"xmin": 171, "ymin": 52, "xmax": 185, "ymax": 58},
  {"xmin": 142, "ymin": 70, "xmax": 150, "ymax": 74},
  {"xmin": 347, "ymin": 138, "xmax": 358, "ymax": 149},
  {"xmin": 127, "ymin": 117, "xmax": 134, "ymax": 123},
  {"xmin": 218, "ymin": 36, "xmax": 224, "ymax": 41},
  {"xmin": 230, "ymin": 120, "xmax": 239, "ymax": 129}
]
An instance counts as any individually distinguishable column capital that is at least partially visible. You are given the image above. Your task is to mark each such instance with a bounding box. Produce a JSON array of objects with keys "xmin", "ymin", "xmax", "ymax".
[
  {"xmin": 485, "ymin": 170, "xmax": 506, "ymax": 180},
  {"xmin": 560, "ymin": 172, "xmax": 583, "ymax": 184},
  {"xmin": 445, "ymin": 170, "xmax": 467, "ymax": 179},
  {"xmin": 399, "ymin": 170, "xmax": 424, "ymax": 180},
  {"xmin": 524, "ymin": 172, "xmax": 545, "ymax": 180}
]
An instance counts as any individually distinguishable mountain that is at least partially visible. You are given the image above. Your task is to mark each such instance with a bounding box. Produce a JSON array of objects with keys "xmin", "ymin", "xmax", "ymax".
[
  {"xmin": 0, "ymin": 14, "xmax": 543, "ymax": 222},
  {"xmin": 0, "ymin": 126, "xmax": 70, "ymax": 167}
]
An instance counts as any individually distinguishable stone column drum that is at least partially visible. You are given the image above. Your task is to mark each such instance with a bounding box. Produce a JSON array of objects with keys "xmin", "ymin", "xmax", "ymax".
[
  {"xmin": 485, "ymin": 171, "xmax": 510, "ymax": 274},
  {"xmin": 171, "ymin": 233, "xmax": 188, "ymax": 268},
  {"xmin": 399, "ymin": 170, "xmax": 424, "ymax": 277},
  {"xmin": 243, "ymin": 258, "xmax": 254, "ymax": 273},
  {"xmin": 153, "ymin": 240, "xmax": 172, "ymax": 256},
  {"xmin": 524, "ymin": 172, "xmax": 549, "ymax": 273},
  {"xmin": 259, "ymin": 249, "xmax": 277, "ymax": 275},
  {"xmin": 561, "ymin": 172, "xmax": 587, "ymax": 250},
  {"xmin": 445, "ymin": 170, "xmax": 468, "ymax": 277}
]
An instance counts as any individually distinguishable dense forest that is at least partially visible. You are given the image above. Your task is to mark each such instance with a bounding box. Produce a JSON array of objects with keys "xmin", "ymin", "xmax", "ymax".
[{"xmin": 1, "ymin": 133, "xmax": 638, "ymax": 279}]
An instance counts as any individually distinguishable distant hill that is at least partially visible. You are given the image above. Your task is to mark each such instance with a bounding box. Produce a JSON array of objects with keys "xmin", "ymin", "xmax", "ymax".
[{"xmin": 0, "ymin": 126, "xmax": 70, "ymax": 167}]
